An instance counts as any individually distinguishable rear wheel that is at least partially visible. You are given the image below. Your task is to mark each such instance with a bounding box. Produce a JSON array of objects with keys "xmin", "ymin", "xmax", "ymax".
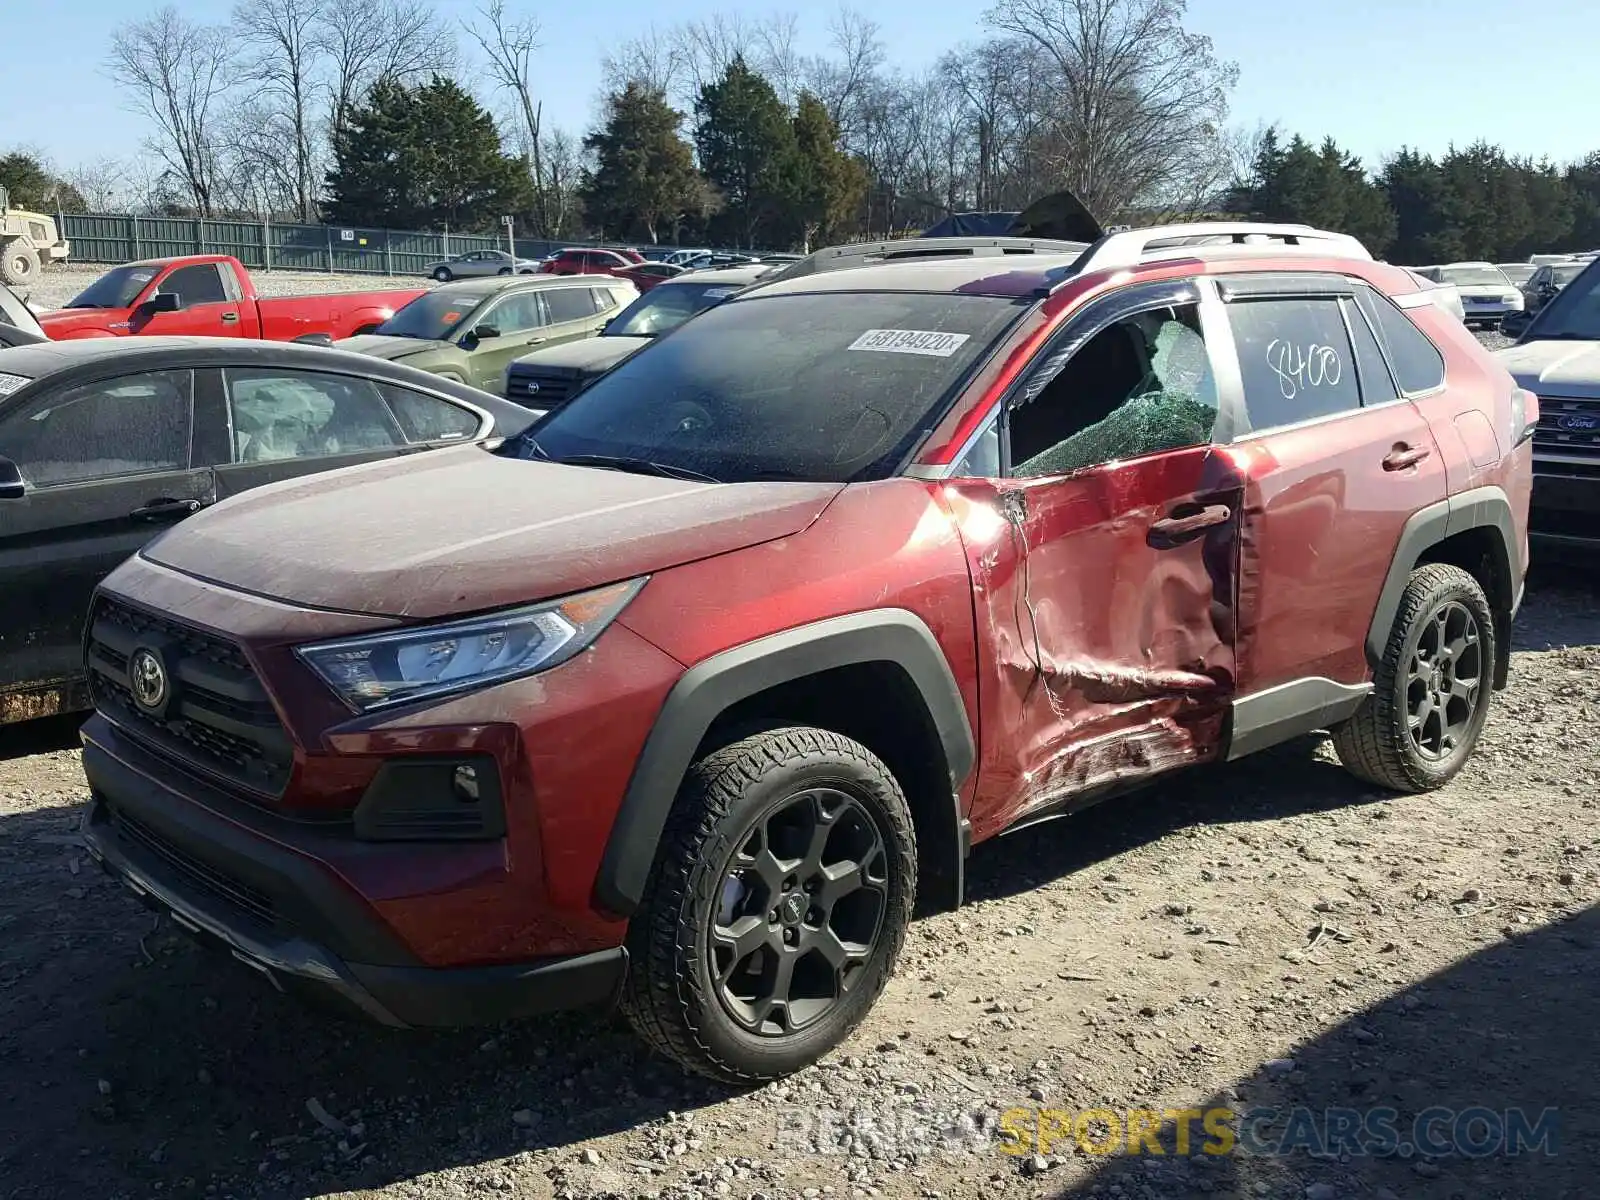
[
  {"xmin": 1333, "ymin": 564, "xmax": 1495, "ymax": 792},
  {"xmin": 0, "ymin": 240, "xmax": 39, "ymax": 286},
  {"xmin": 621, "ymin": 727, "xmax": 915, "ymax": 1084},
  {"xmin": 497, "ymin": 266, "xmax": 512, "ymax": 275},
  {"xmin": 432, "ymin": 266, "xmax": 452, "ymax": 282}
]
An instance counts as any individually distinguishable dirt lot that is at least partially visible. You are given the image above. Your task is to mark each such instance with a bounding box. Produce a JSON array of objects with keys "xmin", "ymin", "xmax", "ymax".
[
  {"xmin": 25, "ymin": 264, "xmax": 431, "ymax": 314},
  {"xmin": 1, "ymin": 556, "xmax": 1594, "ymax": 1200}
]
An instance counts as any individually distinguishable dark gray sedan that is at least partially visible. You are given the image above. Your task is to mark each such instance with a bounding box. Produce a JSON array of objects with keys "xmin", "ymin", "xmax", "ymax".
[{"xmin": 0, "ymin": 336, "xmax": 536, "ymax": 725}]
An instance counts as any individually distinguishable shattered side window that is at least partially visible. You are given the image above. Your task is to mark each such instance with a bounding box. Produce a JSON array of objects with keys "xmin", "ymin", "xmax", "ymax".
[{"xmin": 1009, "ymin": 304, "xmax": 1221, "ymax": 479}]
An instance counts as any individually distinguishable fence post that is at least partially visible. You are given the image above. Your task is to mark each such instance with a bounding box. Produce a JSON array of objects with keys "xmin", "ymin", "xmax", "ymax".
[
  {"xmin": 384, "ymin": 231, "xmax": 393, "ymax": 276},
  {"xmin": 325, "ymin": 224, "xmax": 334, "ymax": 273},
  {"xmin": 129, "ymin": 213, "xmax": 140, "ymax": 261},
  {"xmin": 263, "ymin": 212, "xmax": 272, "ymax": 272},
  {"xmin": 195, "ymin": 217, "xmax": 204, "ymax": 255}
]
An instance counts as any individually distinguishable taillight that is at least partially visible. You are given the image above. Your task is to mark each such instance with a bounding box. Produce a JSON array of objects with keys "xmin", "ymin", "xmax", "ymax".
[{"xmin": 1510, "ymin": 387, "xmax": 1539, "ymax": 446}]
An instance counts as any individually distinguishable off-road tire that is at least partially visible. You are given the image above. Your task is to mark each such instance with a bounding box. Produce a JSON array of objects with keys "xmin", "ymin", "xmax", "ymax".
[
  {"xmin": 432, "ymin": 266, "xmax": 452, "ymax": 282},
  {"xmin": 1334, "ymin": 564, "xmax": 1495, "ymax": 792},
  {"xmin": 0, "ymin": 240, "xmax": 39, "ymax": 287},
  {"xmin": 621, "ymin": 727, "xmax": 916, "ymax": 1084}
]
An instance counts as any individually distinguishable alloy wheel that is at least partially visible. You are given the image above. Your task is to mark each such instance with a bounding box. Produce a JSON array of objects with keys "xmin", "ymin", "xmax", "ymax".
[
  {"xmin": 1405, "ymin": 600, "xmax": 1483, "ymax": 761},
  {"xmin": 710, "ymin": 787, "xmax": 889, "ymax": 1037}
]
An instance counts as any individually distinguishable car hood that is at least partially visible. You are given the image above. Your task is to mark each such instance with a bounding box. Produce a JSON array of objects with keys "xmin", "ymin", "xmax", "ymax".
[
  {"xmin": 141, "ymin": 445, "xmax": 843, "ymax": 620},
  {"xmin": 1495, "ymin": 339, "xmax": 1600, "ymax": 398},
  {"xmin": 511, "ymin": 336, "xmax": 650, "ymax": 373},
  {"xmin": 335, "ymin": 333, "xmax": 450, "ymax": 361},
  {"xmin": 36, "ymin": 308, "xmax": 126, "ymax": 336}
]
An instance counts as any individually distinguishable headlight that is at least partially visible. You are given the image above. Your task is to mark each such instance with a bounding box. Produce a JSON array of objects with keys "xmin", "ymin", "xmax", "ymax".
[{"xmin": 295, "ymin": 578, "xmax": 645, "ymax": 712}]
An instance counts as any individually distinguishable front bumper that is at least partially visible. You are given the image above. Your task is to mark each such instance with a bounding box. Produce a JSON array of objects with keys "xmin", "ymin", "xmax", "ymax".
[{"xmin": 80, "ymin": 722, "xmax": 627, "ymax": 1027}]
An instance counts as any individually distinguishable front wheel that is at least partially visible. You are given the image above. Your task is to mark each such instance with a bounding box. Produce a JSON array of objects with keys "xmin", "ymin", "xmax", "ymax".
[
  {"xmin": 621, "ymin": 727, "xmax": 916, "ymax": 1084},
  {"xmin": 1333, "ymin": 564, "xmax": 1495, "ymax": 792},
  {"xmin": 0, "ymin": 239, "xmax": 39, "ymax": 286},
  {"xmin": 497, "ymin": 266, "xmax": 512, "ymax": 275}
]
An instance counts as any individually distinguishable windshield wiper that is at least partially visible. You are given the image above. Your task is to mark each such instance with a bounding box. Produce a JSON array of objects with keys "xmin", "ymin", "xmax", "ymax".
[{"xmin": 555, "ymin": 453, "xmax": 721, "ymax": 484}]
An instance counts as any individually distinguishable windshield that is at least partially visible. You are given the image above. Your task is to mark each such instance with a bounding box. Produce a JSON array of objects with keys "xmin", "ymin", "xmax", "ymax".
[
  {"xmin": 606, "ymin": 280, "xmax": 747, "ymax": 338},
  {"xmin": 375, "ymin": 289, "xmax": 491, "ymax": 340},
  {"xmin": 1553, "ymin": 263, "xmax": 1587, "ymax": 286},
  {"xmin": 507, "ymin": 291, "xmax": 1025, "ymax": 483},
  {"xmin": 65, "ymin": 264, "xmax": 159, "ymax": 309},
  {"xmin": 1438, "ymin": 266, "xmax": 1510, "ymax": 288},
  {"xmin": 1522, "ymin": 258, "xmax": 1600, "ymax": 341}
]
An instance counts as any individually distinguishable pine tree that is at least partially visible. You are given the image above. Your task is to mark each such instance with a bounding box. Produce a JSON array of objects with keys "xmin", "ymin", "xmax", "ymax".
[
  {"xmin": 694, "ymin": 57, "xmax": 795, "ymax": 248},
  {"xmin": 785, "ymin": 92, "xmax": 869, "ymax": 252},
  {"xmin": 580, "ymin": 83, "xmax": 703, "ymax": 244}
]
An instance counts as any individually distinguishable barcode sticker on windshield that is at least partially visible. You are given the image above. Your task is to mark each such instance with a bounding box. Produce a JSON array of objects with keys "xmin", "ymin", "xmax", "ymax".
[
  {"xmin": 848, "ymin": 329, "xmax": 970, "ymax": 357},
  {"xmin": 701, "ymin": 287, "xmax": 739, "ymax": 299},
  {"xmin": 0, "ymin": 373, "xmax": 27, "ymax": 396}
]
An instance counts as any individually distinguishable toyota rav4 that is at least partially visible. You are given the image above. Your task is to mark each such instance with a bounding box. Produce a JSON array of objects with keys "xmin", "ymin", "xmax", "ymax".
[{"xmin": 81, "ymin": 223, "xmax": 1534, "ymax": 1083}]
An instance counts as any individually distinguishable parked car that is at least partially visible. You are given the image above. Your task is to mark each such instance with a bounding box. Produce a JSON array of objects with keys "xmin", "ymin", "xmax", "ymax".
[
  {"xmin": 0, "ymin": 336, "xmax": 535, "ymax": 725},
  {"xmin": 335, "ymin": 275, "xmax": 638, "ymax": 393},
  {"xmin": 77, "ymin": 220, "xmax": 1530, "ymax": 1084},
  {"xmin": 423, "ymin": 249, "xmax": 542, "ymax": 281},
  {"xmin": 614, "ymin": 262, "xmax": 685, "ymax": 292},
  {"xmin": 662, "ymin": 248, "xmax": 709, "ymax": 266},
  {"xmin": 37, "ymin": 255, "xmax": 425, "ymax": 343},
  {"xmin": 1519, "ymin": 259, "xmax": 1588, "ymax": 315},
  {"xmin": 1399, "ymin": 267, "xmax": 1465, "ymax": 322},
  {"xmin": 1414, "ymin": 263, "xmax": 1523, "ymax": 328},
  {"xmin": 0, "ymin": 281, "xmax": 47, "ymax": 347},
  {"xmin": 503, "ymin": 265, "xmax": 770, "ymax": 412},
  {"xmin": 1495, "ymin": 254, "xmax": 1600, "ymax": 551},
  {"xmin": 679, "ymin": 251, "xmax": 762, "ymax": 271},
  {"xmin": 1496, "ymin": 263, "xmax": 1537, "ymax": 288},
  {"xmin": 540, "ymin": 247, "xmax": 640, "ymax": 278}
]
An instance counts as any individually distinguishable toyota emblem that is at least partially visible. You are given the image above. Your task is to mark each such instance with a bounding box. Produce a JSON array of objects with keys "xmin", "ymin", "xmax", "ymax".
[{"xmin": 129, "ymin": 648, "xmax": 169, "ymax": 712}]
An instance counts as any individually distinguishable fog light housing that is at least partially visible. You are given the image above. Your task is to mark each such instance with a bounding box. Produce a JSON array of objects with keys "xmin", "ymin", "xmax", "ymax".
[{"xmin": 353, "ymin": 756, "xmax": 506, "ymax": 841}]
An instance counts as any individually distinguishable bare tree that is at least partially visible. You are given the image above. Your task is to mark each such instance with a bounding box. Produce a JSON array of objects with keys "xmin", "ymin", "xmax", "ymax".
[
  {"xmin": 233, "ymin": 0, "xmax": 321, "ymax": 220},
  {"xmin": 600, "ymin": 26, "xmax": 686, "ymax": 96},
  {"xmin": 464, "ymin": 0, "xmax": 547, "ymax": 233},
  {"xmin": 752, "ymin": 13, "xmax": 805, "ymax": 107},
  {"xmin": 62, "ymin": 157, "xmax": 130, "ymax": 212},
  {"xmin": 806, "ymin": 8, "xmax": 884, "ymax": 146},
  {"xmin": 106, "ymin": 8, "xmax": 235, "ymax": 216},
  {"xmin": 983, "ymin": 0, "xmax": 1238, "ymax": 220},
  {"xmin": 321, "ymin": 0, "xmax": 459, "ymax": 146}
]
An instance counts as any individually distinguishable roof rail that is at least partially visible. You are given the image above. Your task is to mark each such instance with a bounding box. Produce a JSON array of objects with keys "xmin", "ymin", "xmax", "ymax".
[
  {"xmin": 762, "ymin": 235, "xmax": 1090, "ymax": 285},
  {"xmin": 1070, "ymin": 222, "xmax": 1372, "ymax": 278}
]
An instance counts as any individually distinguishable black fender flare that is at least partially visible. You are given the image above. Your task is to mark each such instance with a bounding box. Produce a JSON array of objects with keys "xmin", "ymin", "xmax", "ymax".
[
  {"xmin": 593, "ymin": 609, "xmax": 976, "ymax": 917},
  {"xmin": 1365, "ymin": 486, "xmax": 1522, "ymax": 684}
]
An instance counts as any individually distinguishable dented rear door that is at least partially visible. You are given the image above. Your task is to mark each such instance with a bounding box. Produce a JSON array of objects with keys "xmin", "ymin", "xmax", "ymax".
[{"xmin": 940, "ymin": 276, "xmax": 1246, "ymax": 838}]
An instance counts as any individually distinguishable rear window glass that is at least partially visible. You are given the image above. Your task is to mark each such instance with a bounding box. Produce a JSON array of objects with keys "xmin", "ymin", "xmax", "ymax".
[
  {"xmin": 1228, "ymin": 297, "xmax": 1361, "ymax": 429},
  {"xmin": 520, "ymin": 291, "xmax": 1024, "ymax": 482},
  {"xmin": 1356, "ymin": 288, "xmax": 1446, "ymax": 394}
]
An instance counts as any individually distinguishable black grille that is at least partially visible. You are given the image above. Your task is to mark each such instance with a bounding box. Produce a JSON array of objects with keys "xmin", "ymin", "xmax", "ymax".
[
  {"xmin": 504, "ymin": 368, "xmax": 576, "ymax": 408},
  {"xmin": 112, "ymin": 808, "xmax": 277, "ymax": 929},
  {"xmin": 86, "ymin": 596, "xmax": 294, "ymax": 798},
  {"xmin": 1534, "ymin": 396, "xmax": 1600, "ymax": 460}
]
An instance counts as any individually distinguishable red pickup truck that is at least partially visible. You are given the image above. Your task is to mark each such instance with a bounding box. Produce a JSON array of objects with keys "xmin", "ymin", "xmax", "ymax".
[{"xmin": 38, "ymin": 254, "xmax": 425, "ymax": 342}]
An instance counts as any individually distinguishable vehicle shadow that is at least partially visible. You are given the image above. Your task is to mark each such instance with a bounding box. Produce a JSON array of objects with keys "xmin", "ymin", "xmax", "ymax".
[
  {"xmin": 0, "ymin": 712, "xmax": 81, "ymax": 760},
  {"xmin": 1513, "ymin": 561, "xmax": 1600, "ymax": 652},
  {"xmin": 0, "ymin": 798, "xmax": 740, "ymax": 1199},
  {"xmin": 1049, "ymin": 902, "xmax": 1599, "ymax": 1198}
]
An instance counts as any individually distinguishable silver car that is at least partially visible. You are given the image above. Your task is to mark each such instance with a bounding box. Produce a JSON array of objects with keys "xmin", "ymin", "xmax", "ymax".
[
  {"xmin": 423, "ymin": 249, "xmax": 541, "ymax": 282},
  {"xmin": 1418, "ymin": 262, "xmax": 1523, "ymax": 329}
]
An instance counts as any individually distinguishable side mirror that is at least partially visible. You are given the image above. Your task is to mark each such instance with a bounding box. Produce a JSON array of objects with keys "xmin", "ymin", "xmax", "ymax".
[
  {"xmin": 143, "ymin": 291, "xmax": 181, "ymax": 314},
  {"xmin": 600, "ymin": 318, "xmax": 613, "ymax": 333},
  {"xmin": 1500, "ymin": 310, "xmax": 1532, "ymax": 340},
  {"xmin": 471, "ymin": 324, "xmax": 500, "ymax": 340},
  {"xmin": 0, "ymin": 456, "xmax": 24, "ymax": 500}
]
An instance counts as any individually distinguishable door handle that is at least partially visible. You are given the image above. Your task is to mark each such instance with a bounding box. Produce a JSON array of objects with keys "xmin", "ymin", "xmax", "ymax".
[
  {"xmin": 130, "ymin": 498, "xmax": 203, "ymax": 521},
  {"xmin": 524, "ymin": 336, "xmax": 546, "ymax": 346},
  {"xmin": 1148, "ymin": 503, "xmax": 1231, "ymax": 547},
  {"xmin": 1382, "ymin": 444, "xmax": 1432, "ymax": 471},
  {"xmin": 220, "ymin": 311, "xmax": 239, "ymax": 323}
]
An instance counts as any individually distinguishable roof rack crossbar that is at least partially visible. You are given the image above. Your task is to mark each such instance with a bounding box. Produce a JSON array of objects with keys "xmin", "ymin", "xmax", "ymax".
[{"xmin": 1071, "ymin": 222, "xmax": 1372, "ymax": 279}]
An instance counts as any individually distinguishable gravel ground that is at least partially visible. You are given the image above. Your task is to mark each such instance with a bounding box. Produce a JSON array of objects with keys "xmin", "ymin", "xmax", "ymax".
[
  {"xmin": 24, "ymin": 264, "xmax": 431, "ymax": 314},
  {"xmin": 0, "ymin": 328, "xmax": 1594, "ymax": 1200}
]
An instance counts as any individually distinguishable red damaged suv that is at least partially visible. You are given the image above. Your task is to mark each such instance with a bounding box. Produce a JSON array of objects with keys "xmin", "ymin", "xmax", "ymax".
[{"xmin": 81, "ymin": 222, "xmax": 1534, "ymax": 1082}]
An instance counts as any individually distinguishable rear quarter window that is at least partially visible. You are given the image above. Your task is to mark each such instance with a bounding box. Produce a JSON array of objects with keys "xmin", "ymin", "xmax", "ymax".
[
  {"xmin": 1228, "ymin": 296, "xmax": 1361, "ymax": 430},
  {"xmin": 1356, "ymin": 288, "xmax": 1446, "ymax": 395}
]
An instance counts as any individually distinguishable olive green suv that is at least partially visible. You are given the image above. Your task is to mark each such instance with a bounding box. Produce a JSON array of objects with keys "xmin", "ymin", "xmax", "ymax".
[{"xmin": 336, "ymin": 275, "xmax": 638, "ymax": 393}]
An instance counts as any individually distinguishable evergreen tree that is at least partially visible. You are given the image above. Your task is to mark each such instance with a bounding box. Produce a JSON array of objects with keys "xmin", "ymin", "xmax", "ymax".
[
  {"xmin": 0, "ymin": 151, "xmax": 84, "ymax": 211},
  {"xmin": 325, "ymin": 75, "xmax": 529, "ymax": 230},
  {"xmin": 694, "ymin": 57, "xmax": 795, "ymax": 248},
  {"xmin": 1241, "ymin": 130, "xmax": 1395, "ymax": 256},
  {"xmin": 785, "ymin": 93, "xmax": 869, "ymax": 251},
  {"xmin": 580, "ymin": 84, "xmax": 703, "ymax": 244}
]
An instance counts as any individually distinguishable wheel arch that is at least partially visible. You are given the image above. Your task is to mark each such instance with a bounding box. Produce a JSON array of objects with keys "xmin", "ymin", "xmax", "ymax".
[
  {"xmin": 1366, "ymin": 487, "xmax": 1522, "ymax": 690},
  {"xmin": 593, "ymin": 609, "xmax": 976, "ymax": 920}
]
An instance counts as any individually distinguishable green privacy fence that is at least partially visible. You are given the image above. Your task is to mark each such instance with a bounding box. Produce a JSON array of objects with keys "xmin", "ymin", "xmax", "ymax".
[{"xmin": 59, "ymin": 213, "xmax": 600, "ymax": 276}]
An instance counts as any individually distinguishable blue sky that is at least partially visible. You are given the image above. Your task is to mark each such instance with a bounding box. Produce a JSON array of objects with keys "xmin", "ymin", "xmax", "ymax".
[{"xmin": 12, "ymin": 0, "xmax": 1594, "ymax": 173}]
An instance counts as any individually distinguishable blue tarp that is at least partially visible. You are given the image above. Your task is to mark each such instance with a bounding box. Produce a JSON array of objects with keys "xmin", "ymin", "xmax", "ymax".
[{"xmin": 919, "ymin": 212, "xmax": 1022, "ymax": 238}]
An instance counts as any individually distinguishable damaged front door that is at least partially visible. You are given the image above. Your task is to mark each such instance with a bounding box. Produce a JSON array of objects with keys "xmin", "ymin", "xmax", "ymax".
[{"xmin": 942, "ymin": 278, "xmax": 1244, "ymax": 837}]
